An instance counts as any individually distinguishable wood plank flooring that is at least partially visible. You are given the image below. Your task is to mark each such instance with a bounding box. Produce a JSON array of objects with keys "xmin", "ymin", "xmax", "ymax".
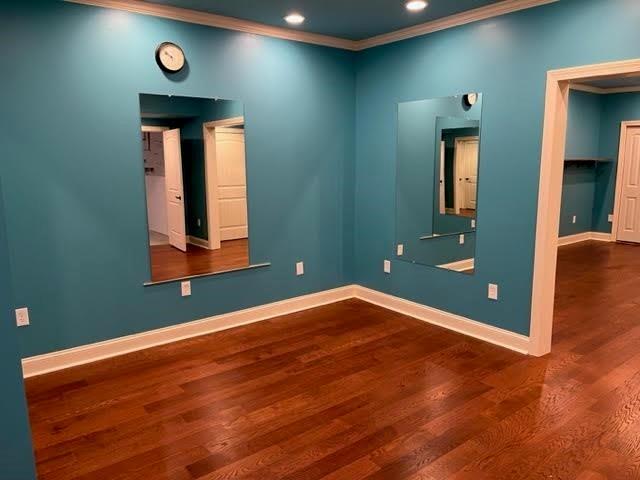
[
  {"xmin": 26, "ymin": 241, "xmax": 640, "ymax": 479},
  {"xmin": 150, "ymin": 239, "xmax": 249, "ymax": 283}
]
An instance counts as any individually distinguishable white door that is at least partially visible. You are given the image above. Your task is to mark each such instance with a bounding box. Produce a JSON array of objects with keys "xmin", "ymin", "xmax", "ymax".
[
  {"xmin": 163, "ymin": 129, "xmax": 187, "ymax": 252},
  {"xmin": 216, "ymin": 128, "xmax": 248, "ymax": 241},
  {"xmin": 463, "ymin": 139, "xmax": 479, "ymax": 210},
  {"xmin": 617, "ymin": 126, "xmax": 640, "ymax": 243},
  {"xmin": 455, "ymin": 137, "xmax": 479, "ymax": 212},
  {"xmin": 439, "ymin": 140, "xmax": 446, "ymax": 214}
]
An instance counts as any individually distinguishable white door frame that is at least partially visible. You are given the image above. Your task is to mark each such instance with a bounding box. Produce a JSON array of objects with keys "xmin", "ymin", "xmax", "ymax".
[
  {"xmin": 453, "ymin": 136, "xmax": 479, "ymax": 214},
  {"xmin": 202, "ymin": 116, "xmax": 245, "ymax": 250},
  {"xmin": 531, "ymin": 58, "xmax": 640, "ymax": 357},
  {"xmin": 141, "ymin": 126, "xmax": 170, "ymax": 133},
  {"xmin": 611, "ymin": 121, "xmax": 640, "ymax": 241}
]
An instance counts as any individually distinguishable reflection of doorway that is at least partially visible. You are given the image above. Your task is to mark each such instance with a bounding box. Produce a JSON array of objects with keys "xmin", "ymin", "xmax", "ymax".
[
  {"xmin": 454, "ymin": 136, "xmax": 479, "ymax": 214},
  {"xmin": 203, "ymin": 117, "xmax": 248, "ymax": 250}
]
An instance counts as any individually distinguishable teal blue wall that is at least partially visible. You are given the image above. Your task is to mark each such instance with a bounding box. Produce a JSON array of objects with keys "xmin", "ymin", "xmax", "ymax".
[
  {"xmin": 355, "ymin": 0, "xmax": 640, "ymax": 336},
  {"xmin": 0, "ymin": 0, "xmax": 356, "ymax": 357},
  {"xmin": 0, "ymin": 184, "xmax": 36, "ymax": 479},
  {"xmin": 560, "ymin": 89, "xmax": 640, "ymax": 236}
]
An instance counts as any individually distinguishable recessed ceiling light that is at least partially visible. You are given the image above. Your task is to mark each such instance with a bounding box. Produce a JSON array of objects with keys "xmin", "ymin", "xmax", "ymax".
[
  {"xmin": 406, "ymin": 0, "xmax": 428, "ymax": 12},
  {"xmin": 284, "ymin": 13, "xmax": 305, "ymax": 25}
]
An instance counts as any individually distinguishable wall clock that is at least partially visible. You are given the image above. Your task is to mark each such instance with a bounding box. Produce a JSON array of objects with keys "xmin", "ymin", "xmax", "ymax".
[
  {"xmin": 155, "ymin": 42, "xmax": 186, "ymax": 73},
  {"xmin": 463, "ymin": 93, "xmax": 478, "ymax": 107}
]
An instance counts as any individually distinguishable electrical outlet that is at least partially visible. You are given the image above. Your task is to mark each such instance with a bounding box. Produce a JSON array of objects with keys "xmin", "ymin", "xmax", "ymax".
[
  {"xmin": 488, "ymin": 284, "xmax": 499, "ymax": 301},
  {"xmin": 296, "ymin": 262, "xmax": 304, "ymax": 276},
  {"xmin": 608, "ymin": 214, "xmax": 614, "ymax": 223},
  {"xmin": 471, "ymin": 219, "xmax": 476, "ymax": 228},
  {"xmin": 15, "ymin": 307, "xmax": 29, "ymax": 327},
  {"xmin": 397, "ymin": 244, "xmax": 404, "ymax": 256},
  {"xmin": 572, "ymin": 215, "xmax": 577, "ymax": 224},
  {"xmin": 459, "ymin": 234, "xmax": 465, "ymax": 245},
  {"xmin": 181, "ymin": 281, "xmax": 191, "ymax": 297},
  {"xmin": 384, "ymin": 260, "xmax": 391, "ymax": 274},
  {"xmin": 197, "ymin": 218, "xmax": 201, "ymax": 227}
]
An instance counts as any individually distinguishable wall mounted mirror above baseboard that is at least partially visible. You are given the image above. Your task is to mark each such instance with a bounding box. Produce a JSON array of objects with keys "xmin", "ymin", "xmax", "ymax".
[
  {"xmin": 139, "ymin": 93, "xmax": 257, "ymax": 283},
  {"xmin": 395, "ymin": 93, "xmax": 483, "ymax": 274}
]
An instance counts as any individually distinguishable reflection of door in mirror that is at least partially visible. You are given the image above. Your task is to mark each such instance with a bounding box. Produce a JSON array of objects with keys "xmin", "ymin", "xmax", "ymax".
[
  {"xmin": 454, "ymin": 137, "xmax": 479, "ymax": 217},
  {"xmin": 215, "ymin": 128, "xmax": 248, "ymax": 241},
  {"xmin": 163, "ymin": 128, "xmax": 188, "ymax": 252}
]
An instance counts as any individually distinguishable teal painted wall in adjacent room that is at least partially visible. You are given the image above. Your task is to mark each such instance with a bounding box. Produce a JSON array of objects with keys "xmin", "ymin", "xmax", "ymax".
[
  {"xmin": 0, "ymin": 183, "xmax": 36, "ymax": 480},
  {"xmin": 354, "ymin": 0, "xmax": 640, "ymax": 336},
  {"xmin": 0, "ymin": 0, "xmax": 356, "ymax": 357}
]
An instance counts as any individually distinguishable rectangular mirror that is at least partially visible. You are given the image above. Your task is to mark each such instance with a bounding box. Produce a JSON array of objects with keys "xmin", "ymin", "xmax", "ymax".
[
  {"xmin": 139, "ymin": 93, "xmax": 251, "ymax": 283},
  {"xmin": 395, "ymin": 93, "xmax": 483, "ymax": 274}
]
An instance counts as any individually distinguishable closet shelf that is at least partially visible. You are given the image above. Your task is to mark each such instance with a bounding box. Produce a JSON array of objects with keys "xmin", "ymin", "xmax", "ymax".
[{"xmin": 564, "ymin": 157, "xmax": 613, "ymax": 163}]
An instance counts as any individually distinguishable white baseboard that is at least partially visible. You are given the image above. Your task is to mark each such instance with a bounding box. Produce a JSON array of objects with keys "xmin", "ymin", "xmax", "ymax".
[
  {"xmin": 353, "ymin": 286, "xmax": 530, "ymax": 355},
  {"xmin": 558, "ymin": 231, "xmax": 613, "ymax": 246},
  {"xmin": 21, "ymin": 285, "xmax": 356, "ymax": 378},
  {"xmin": 188, "ymin": 236, "xmax": 210, "ymax": 249},
  {"xmin": 438, "ymin": 258, "xmax": 475, "ymax": 272},
  {"xmin": 22, "ymin": 284, "xmax": 531, "ymax": 378}
]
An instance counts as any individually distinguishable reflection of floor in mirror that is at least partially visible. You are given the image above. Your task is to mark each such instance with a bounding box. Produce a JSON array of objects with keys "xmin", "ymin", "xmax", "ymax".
[
  {"xmin": 458, "ymin": 208, "xmax": 476, "ymax": 218},
  {"xmin": 148, "ymin": 230, "xmax": 169, "ymax": 246},
  {"xmin": 149, "ymin": 238, "xmax": 249, "ymax": 282},
  {"xmin": 24, "ymin": 241, "xmax": 640, "ymax": 479}
]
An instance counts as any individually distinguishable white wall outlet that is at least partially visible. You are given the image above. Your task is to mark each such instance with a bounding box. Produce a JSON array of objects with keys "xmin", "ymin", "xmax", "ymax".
[
  {"xmin": 197, "ymin": 218, "xmax": 201, "ymax": 227},
  {"xmin": 384, "ymin": 260, "xmax": 391, "ymax": 274},
  {"xmin": 608, "ymin": 214, "xmax": 614, "ymax": 223},
  {"xmin": 181, "ymin": 281, "xmax": 191, "ymax": 297},
  {"xmin": 296, "ymin": 261, "xmax": 305, "ymax": 276},
  {"xmin": 397, "ymin": 244, "xmax": 404, "ymax": 256},
  {"xmin": 572, "ymin": 215, "xmax": 577, "ymax": 224},
  {"xmin": 459, "ymin": 234, "xmax": 465, "ymax": 245},
  {"xmin": 471, "ymin": 219, "xmax": 476, "ymax": 228},
  {"xmin": 15, "ymin": 307, "xmax": 29, "ymax": 327},
  {"xmin": 488, "ymin": 283, "xmax": 499, "ymax": 301}
]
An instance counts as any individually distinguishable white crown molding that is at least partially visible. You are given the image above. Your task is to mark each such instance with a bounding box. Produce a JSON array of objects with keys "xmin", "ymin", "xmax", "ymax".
[
  {"xmin": 22, "ymin": 284, "xmax": 531, "ymax": 377},
  {"xmin": 66, "ymin": 0, "xmax": 559, "ymax": 52},
  {"xmin": 65, "ymin": 0, "xmax": 357, "ymax": 50},
  {"xmin": 353, "ymin": 0, "xmax": 559, "ymax": 50},
  {"xmin": 570, "ymin": 83, "xmax": 640, "ymax": 95}
]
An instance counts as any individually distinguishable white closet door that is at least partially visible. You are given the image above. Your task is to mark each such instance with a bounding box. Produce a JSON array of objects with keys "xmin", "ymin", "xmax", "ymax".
[{"xmin": 618, "ymin": 126, "xmax": 640, "ymax": 243}]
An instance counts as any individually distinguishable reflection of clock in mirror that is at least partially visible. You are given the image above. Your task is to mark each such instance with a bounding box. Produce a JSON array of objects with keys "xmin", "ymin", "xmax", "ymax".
[
  {"xmin": 155, "ymin": 42, "xmax": 186, "ymax": 73},
  {"xmin": 464, "ymin": 92, "xmax": 478, "ymax": 107}
]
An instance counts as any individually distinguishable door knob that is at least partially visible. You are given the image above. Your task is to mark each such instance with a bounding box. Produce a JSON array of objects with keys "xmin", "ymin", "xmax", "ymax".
[{"xmin": 175, "ymin": 195, "xmax": 182, "ymax": 200}]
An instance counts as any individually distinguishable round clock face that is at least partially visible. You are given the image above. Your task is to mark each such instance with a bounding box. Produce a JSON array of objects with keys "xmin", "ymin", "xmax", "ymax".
[
  {"xmin": 464, "ymin": 93, "xmax": 478, "ymax": 107},
  {"xmin": 155, "ymin": 42, "xmax": 185, "ymax": 73}
]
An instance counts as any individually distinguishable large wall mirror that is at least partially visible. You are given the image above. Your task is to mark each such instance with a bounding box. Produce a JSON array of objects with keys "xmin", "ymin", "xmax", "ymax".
[
  {"xmin": 396, "ymin": 93, "xmax": 483, "ymax": 274},
  {"xmin": 139, "ymin": 93, "xmax": 252, "ymax": 283}
]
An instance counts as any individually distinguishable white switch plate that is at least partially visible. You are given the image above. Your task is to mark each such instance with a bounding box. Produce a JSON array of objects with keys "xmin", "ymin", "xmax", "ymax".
[
  {"xmin": 397, "ymin": 244, "xmax": 404, "ymax": 256},
  {"xmin": 181, "ymin": 281, "xmax": 191, "ymax": 297},
  {"xmin": 608, "ymin": 214, "xmax": 614, "ymax": 223},
  {"xmin": 296, "ymin": 262, "xmax": 304, "ymax": 276},
  {"xmin": 15, "ymin": 307, "xmax": 29, "ymax": 327},
  {"xmin": 488, "ymin": 284, "xmax": 499, "ymax": 301},
  {"xmin": 384, "ymin": 260, "xmax": 391, "ymax": 274},
  {"xmin": 471, "ymin": 219, "xmax": 476, "ymax": 228},
  {"xmin": 459, "ymin": 234, "xmax": 465, "ymax": 245},
  {"xmin": 572, "ymin": 215, "xmax": 577, "ymax": 224}
]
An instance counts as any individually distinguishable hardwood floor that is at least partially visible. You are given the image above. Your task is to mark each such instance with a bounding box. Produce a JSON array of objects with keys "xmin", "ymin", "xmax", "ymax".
[
  {"xmin": 150, "ymin": 239, "xmax": 249, "ymax": 282},
  {"xmin": 26, "ymin": 241, "xmax": 640, "ymax": 479}
]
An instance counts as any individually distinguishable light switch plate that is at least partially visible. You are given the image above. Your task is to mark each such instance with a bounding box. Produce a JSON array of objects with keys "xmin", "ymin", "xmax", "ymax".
[
  {"xmin": 296, "ymin": 262, "xmax": 304, "ymax": 276},
  {"xmin": 572, "ymin": 215, "xmax": 577, "ymax": 224},
  {"xmin": 397, "ymin": 244, "xmax": 404, "ymax": 256},
  {"xmin": 471, "ymin": 219, "xmax": 476, "ymax": 228},
  {"xmin": 384, "ymin": 260, "xmax": 391, "ymax": 274},
  {"xmin": 459, "ymin": 234, "xmax": 465, "ymax": 245},
  {"xmin": 608, "ymin": 214, "xmax": 614, "ymax": 223},
  {"xmin": 15, "ymin": 307, "xmax": 29, "ymax": 327},
  {"xmin": 488, "ymin": 284, "xmax": 499, "ymax": 301},
  {"xmin": 181, "ymin": 281, "xmax": 191, "ymax": 297}
]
